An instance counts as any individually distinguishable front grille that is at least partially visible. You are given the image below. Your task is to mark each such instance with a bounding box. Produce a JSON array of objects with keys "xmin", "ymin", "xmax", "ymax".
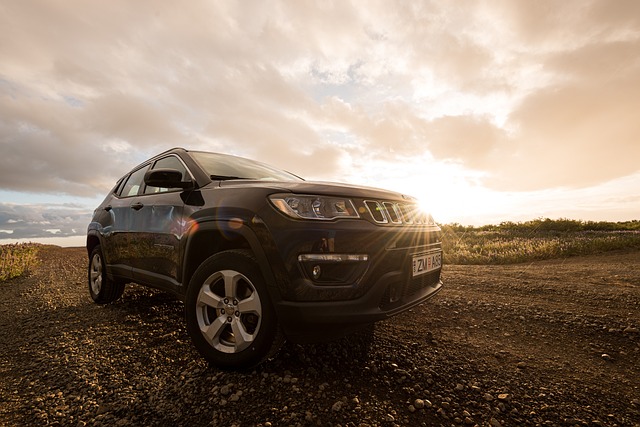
[
  {"xmin": 407, "ymin": 270, "xmax": 440, "ymax": 297},
  {"xmin": 364, "ymin": 200, "xmax": 435, "ymax": 226},
  {"xmin": 379, "ymin": 270, "xmax": 441, "ymax": 310}
]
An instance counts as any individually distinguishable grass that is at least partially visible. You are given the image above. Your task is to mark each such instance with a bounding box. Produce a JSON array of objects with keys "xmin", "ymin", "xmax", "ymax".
[
  {"xmin": 0, "ymin": 243, "xmax": 40, "ymax": 282},
  {"xmin": 441, "ymin": 218, "xmax": 640, "ymax": 265}
]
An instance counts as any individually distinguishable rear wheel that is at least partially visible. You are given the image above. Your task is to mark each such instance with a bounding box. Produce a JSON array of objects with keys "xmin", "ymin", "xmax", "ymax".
[
  {"xmin": 88, "ymin": 245, "xmax": 125, "ymax": 304},
  {"xmin": 185, "ymin": 250, "xmax": 283, "ymax": 369}
]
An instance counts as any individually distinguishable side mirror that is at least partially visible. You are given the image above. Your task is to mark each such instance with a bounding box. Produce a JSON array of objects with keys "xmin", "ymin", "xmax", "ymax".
[{"xmin": 144, "ymin": 168, "xmax": 194, "ymax": 189}]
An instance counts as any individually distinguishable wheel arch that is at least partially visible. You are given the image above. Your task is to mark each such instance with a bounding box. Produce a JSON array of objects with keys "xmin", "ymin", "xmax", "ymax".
[
  {"xmin": 86, "ymin": 231, "xmax": 101, "ymax": 258},
  {"xmin": 181, "ymin": 220, "xmax": 280, "ymax": 301}
]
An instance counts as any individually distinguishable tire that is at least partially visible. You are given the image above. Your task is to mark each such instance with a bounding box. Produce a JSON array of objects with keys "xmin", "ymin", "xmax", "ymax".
[
  {"xmin": 88, "ymin": 245, "xmax": 125, "ymax": 304},
  {"xmin": 185, "ymin": 250, "xmax": 283, "ymax": 370}
]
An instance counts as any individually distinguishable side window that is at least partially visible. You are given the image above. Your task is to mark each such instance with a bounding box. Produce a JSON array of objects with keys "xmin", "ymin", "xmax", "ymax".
[
  {"xmin": 144, "ymin": 156, "xmax": 188, "ymax": 194},
  {"xmin": 119, "ymin": 166, "xmax": 149, "ymax": 198},
  {"xmin": 113, "ymin": 178, "xmax": 126, "ymax": 196}
]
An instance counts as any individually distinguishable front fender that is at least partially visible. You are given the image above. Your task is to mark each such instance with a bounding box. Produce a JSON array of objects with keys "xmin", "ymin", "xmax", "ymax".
[{"xmin": 181, "ymin": 215, "xmax": 288, "ymax": 304}]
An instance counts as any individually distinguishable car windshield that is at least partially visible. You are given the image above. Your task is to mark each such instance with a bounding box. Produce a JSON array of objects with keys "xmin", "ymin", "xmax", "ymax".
[{"xmin": 191, "ymin": 151, "xmax": 304, "ymax": 182}]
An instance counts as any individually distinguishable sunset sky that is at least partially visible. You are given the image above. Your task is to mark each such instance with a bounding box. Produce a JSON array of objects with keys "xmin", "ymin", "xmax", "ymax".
[{"xmin": 1, "ymin": 0, "xmax": 639, "ymax": 246}]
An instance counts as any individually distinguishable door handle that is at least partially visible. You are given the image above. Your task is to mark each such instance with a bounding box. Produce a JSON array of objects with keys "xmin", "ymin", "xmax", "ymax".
[{"xmin": 131, "ymin": 202, "xmax": 144, "ymax": 211}]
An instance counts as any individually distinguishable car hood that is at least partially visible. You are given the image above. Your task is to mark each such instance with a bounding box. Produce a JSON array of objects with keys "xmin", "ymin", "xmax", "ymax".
[{"xmin": 215, "ymin": 180, "xmax": 416, "ymax": 202}]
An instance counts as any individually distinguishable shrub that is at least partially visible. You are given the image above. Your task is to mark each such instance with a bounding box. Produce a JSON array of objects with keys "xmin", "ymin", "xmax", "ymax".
[
  {"xmin": 441, "ymin": 219, "xmax": 640, "ymax": 265},
  {"xmin": 0, "ymin": 243, "xmax": 40, "ymax": 282}
]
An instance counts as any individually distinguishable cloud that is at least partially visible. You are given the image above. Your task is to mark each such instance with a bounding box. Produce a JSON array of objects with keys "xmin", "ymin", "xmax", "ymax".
[
  {"xmin": 342, "ymin": 0, "xmax": 640, "ymax": 192},
  {"xmin": 1, "ymin": 0, "xmax": 639, "ymax": 207},
  {"xmin": 0, "ymin": 203, "xmax": 92, "ymax": 240},
  {"xmin": 493, "ymin": 69, "xmax": 640, "ymax": 190},
  {"xmin": 0, "ymin": 91, "xmax": 140, "ymax": 196}
]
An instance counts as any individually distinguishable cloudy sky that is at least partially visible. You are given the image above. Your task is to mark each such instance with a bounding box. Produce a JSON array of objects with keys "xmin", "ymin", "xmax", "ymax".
[{"xmin": 1, "ymin": 0, "xmax": 639, "ymax": 246}]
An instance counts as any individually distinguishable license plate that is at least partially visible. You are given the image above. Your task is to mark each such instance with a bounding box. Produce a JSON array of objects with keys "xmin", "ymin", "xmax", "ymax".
[{"xmin": 412, "ymin": 252, "xmax": 442, "ymax": 277}]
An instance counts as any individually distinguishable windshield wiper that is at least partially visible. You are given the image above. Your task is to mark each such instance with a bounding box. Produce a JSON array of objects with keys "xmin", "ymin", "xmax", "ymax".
[{"xmin": 210, "ymin": 174, "xmax": 254, "ymax": 181}]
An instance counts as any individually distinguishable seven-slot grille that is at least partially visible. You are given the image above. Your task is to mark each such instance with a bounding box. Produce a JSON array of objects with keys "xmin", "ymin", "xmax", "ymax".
[{"xmin": 364, "ymin": 200, "xmax": 435, "ymax": 225}]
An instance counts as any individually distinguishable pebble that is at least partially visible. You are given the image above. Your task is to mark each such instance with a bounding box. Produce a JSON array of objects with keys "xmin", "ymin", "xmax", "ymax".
[{"xmin": 331, "ymin": 401, "xmax": 343, "ymax": 412}]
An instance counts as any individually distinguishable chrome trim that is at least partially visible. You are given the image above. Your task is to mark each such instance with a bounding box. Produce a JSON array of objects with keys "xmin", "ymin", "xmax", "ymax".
[
  {"xmin": 298, "ymin": 254, "xmax": 369, "ymax": 262},
  {"xmin": 364, "ymin": 200, "xmax": 388, "ymax": 224},
  {"xmin": 364, "ymin": 200, "xmax": 435, "ymax": 226},
  {"xmin": 383, "ymin": 202, "xmax": 402, "ymax": 224}
]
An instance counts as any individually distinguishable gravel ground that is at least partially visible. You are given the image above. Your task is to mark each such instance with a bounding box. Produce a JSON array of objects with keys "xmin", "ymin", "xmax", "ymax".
[{"xmin": 1, "ymin": 246, "xmax": 639, "ymax": 426}]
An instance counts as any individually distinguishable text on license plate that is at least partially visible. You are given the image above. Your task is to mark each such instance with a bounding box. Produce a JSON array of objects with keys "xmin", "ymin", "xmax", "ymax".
[{"xmin": 412, "ymin": 252, "xmax": 442, "ymax": 277}]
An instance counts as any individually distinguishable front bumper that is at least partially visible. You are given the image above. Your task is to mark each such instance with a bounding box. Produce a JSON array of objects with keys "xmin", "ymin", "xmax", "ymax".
[{"xmin": 275, "ymin": 270, "xmax": 443, "ymax": 342}]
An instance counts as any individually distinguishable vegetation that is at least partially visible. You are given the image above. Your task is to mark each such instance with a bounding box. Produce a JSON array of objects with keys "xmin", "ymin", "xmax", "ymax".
[
  {"xmin": 0, "ymin": 243, "xmax": 40, "ymax": 282},
  {"xmin": 1, "ymin": 218, "xmax": 638, "ymax": 276},
  {"xmin": 441, "ymin": 218, "xmax": 640, "ymax": 265}
]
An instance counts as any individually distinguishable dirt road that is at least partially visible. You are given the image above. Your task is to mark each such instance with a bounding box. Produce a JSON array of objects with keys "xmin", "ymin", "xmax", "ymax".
[{"xmin": 1, "ymin": 246, "xmax": 639, "ymax": 426}]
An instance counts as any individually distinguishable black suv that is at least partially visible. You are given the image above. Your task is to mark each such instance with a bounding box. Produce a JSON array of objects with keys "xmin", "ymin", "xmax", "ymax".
[{"xmin": 87, "ymin": 148, "xmax": 443, "ymax": 369}]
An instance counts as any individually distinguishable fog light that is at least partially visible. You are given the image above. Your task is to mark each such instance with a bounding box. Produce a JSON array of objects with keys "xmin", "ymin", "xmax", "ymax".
[{"xmin": 298, "ymin": 253, "xmax": 369, "ymax": 285}]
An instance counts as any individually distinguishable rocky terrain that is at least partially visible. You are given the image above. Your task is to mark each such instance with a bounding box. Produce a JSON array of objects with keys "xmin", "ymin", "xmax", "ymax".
[{"xmin": 1, "ymin": 246, "xmax": 639, "ymax": 426}]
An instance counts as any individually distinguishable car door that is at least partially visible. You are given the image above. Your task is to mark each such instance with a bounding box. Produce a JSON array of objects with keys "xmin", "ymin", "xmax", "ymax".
[
  {"xmin": 101, "ymin": 164, "xmax": 150, "ymax": 281},
  {"xmin": 128, "ymin": 155, "xmax": 190, "ymax": 291}
]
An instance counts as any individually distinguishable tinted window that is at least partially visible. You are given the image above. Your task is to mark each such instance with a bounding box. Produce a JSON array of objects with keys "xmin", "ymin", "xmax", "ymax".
[
  {"xmin": 144, "ymin": 156, "xmax": 188, "ymax": 194},
  {"xmin": 113, "ymin": 177, "xmax": 126, "ymax": 196},
  {"xmin": 191, "ymin": 151, "xmax": 303, "ymax": 182},
  {"xmin": 119, "ymin": 165, "xmax": 149, "ymax": 197}
]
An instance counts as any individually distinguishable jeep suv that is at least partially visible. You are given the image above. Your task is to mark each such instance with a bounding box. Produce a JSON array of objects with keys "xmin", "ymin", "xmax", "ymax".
[{"xmin": 87, "ymin": 148, "xmax": 443, "ymax": 369}]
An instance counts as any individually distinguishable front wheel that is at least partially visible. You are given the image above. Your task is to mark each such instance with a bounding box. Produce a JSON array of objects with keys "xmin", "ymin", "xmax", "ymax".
[{"xmin": 185, "ymin": 250, "xmax": 283, "ymax": 369}]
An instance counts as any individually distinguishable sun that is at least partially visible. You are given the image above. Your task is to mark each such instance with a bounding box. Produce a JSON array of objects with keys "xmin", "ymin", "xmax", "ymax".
[
  {"xmin": 418, "ymin": 185, "xmax": 480, "ymax": 224},
  {"xmin": 351, "ymin": 156, "xmax": 512, "ymax": 226}
]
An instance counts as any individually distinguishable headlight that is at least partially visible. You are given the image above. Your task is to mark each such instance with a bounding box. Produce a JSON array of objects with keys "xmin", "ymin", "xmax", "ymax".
[{"xmin": 269, "ymin": 194, "xmax": 360, "ymax": 220}]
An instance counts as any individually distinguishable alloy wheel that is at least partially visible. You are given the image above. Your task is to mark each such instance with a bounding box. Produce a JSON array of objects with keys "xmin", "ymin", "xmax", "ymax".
[{"xmin": 195, "ymin": 269, "xmax": 262, "ymax": 353}]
